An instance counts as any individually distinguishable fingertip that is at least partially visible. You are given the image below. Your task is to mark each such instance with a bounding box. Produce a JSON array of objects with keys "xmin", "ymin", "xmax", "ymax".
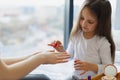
[
  {"xmin": 48, "ymin": 44, "xmax": 52, "ymax": 46},
  {"xmin": 62, "ymin": 52, "xmax": 68, "ymax": 54},
  {"xmin": 74, "ymin": 59, "xmax": 79, "ymax": 63},
  {"xmin": 48, "ymin": 44, "xmax": 50, "ymax": 45}
]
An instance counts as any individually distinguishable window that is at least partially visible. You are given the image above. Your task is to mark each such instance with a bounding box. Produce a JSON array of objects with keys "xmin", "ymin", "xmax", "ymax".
[
  {"xmin": 112, "ymin": 0, "xmax": 120, "ymax": 71},
  {"xmin": 0, "ymin": 0, "xmax": 70, "ymax": 79},
  {"xmin": 0, "ymin": 0, "xmax": 65, "ymax": 57}
]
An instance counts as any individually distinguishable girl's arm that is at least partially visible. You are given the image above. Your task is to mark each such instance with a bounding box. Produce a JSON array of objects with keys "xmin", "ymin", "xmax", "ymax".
[
  {"xmin": 97, "ymin": 40, "xmax": 112, "ymax": 74},
  {"xmin": 0, "ymin": 51, "xmax": 70, "ymax": 80}
]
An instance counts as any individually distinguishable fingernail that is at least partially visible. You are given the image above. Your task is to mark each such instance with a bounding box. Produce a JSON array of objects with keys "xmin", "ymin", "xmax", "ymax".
[{"xmin": 74, "ymin": 59, "xmax": 79, "ymax": 62}]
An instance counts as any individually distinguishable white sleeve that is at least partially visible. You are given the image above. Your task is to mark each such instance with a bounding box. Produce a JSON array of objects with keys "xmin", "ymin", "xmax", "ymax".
[
  {"xmin": 97, "ymin": 40, "xmax": 112, "ymax": 74},
  {"xmin": 66, "ymin": 40, "xmax": 74, "ymax": 59}
]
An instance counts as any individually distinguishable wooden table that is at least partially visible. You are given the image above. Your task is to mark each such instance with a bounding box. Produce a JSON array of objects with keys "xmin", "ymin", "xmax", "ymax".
[{"xmin": 83, "ymin": 72, "xmax": 120, "ymax": 80}]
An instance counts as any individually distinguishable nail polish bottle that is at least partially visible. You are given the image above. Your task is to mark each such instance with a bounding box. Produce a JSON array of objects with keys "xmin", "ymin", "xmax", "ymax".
[{"xmin": 87, "ymin": 75, "xmax": 91, "ymax": 80}]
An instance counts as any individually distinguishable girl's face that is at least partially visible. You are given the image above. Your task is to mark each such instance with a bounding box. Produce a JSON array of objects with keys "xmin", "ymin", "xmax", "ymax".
[{"xmin": 80, "ymin": 7, "xmax": 98, "ymax": 35}]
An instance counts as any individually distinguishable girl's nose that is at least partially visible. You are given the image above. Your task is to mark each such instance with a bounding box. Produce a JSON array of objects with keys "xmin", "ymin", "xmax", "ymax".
[{"xmin": 82, "ymin": 20, "xmax": 87, "ymax": 27}]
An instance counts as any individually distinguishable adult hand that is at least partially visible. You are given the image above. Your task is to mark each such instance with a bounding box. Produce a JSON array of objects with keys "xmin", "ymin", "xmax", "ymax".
[{"xmin": 43, "ymin": 51, "xmax": 71, "ymax": 64}]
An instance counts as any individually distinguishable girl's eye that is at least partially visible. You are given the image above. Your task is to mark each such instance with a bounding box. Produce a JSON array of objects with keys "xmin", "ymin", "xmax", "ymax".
[
  {"xmin": 88, "ymin": 21, "xmax": 94, "ymax": 24},
  {"xmin": 80, "ymin": 17, "xmax": 84, "ymax": 20}
]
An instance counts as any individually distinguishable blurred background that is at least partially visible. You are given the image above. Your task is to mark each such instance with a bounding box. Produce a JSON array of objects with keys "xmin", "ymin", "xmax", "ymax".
[{"xmin": 0, "ymin": 0, "xmax": 120, "ymax": 80}]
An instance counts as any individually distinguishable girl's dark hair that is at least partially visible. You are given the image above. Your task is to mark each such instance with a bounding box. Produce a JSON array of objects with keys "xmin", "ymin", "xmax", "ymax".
[{"xmin": 70, "ymin": 0, "xmax": 115, "ymax": 63}]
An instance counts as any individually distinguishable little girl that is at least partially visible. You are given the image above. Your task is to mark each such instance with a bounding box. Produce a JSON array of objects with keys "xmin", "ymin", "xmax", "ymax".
[{"xmin": 49, "ymin": 0, "xmax": 115, "ymax": 79}]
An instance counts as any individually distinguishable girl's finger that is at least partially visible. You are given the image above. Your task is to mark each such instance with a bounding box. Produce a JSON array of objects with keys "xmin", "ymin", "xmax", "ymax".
[{"xmin": 80, "ymin": 70, "xmax": 86, "ymax": 75}]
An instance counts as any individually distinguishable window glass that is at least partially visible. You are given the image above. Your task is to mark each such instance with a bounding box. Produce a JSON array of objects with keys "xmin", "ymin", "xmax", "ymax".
[
  {"xmin": 0, "ymin": 0, "xmax": 65, "ymax": 57},
  {"xmin": 112, "ymin": 0, "xmax": 120, "ymax": 71}
]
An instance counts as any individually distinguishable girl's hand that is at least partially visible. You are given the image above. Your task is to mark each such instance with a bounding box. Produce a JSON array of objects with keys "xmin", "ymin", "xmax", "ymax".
[
  {"xmin": 48, "ymin": 40, "xmax": 66, "ymax": 52},
  {"xmin": 74, "ymin": 60, "xmax": 98, "ymax": 75}
]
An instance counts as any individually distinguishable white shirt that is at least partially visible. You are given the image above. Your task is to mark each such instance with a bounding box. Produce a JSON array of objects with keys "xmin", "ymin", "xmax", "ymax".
[{"xmin": 67, "ymin": 31, "xmax": 112, "ymax": 79}]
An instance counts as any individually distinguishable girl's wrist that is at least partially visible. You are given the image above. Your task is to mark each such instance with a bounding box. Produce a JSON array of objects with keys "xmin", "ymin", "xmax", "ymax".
[{"xmin": 90, "ymin": 63, "xmax": 98, "ymax": 73}]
